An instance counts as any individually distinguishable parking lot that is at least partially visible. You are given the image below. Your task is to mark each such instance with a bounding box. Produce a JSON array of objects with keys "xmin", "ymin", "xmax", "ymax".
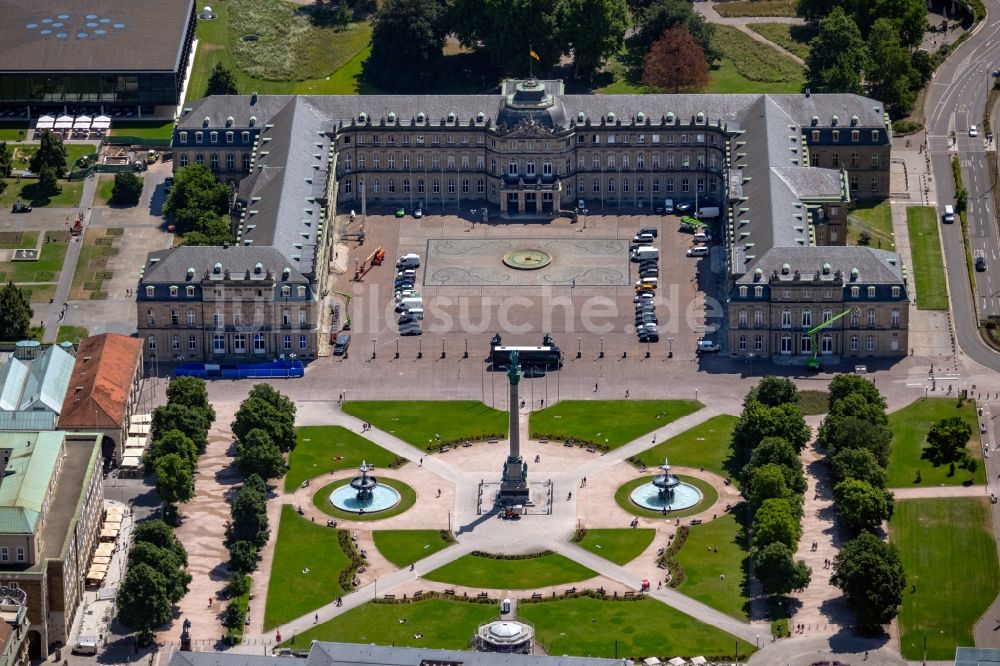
[{"xmin": 329, "ymin": 209, "xmax": 722, "ymax": 367}]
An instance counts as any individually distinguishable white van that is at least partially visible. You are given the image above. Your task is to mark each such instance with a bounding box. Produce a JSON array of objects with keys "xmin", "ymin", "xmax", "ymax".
[
  {"xmin": 942, "ymin": 204, "xmax": 955, "ymax": 223},
  {"xmin": 686, "ymin": 244, "xmax": 709, "ymax": 257},
  {"xmin": 396, "ymin": 253, "xmax": 420, "ymax": 269},
  {"xmin": 73, "ymin": 636, "xmax": 98, "ymax": 655},
  {"xmin": 696, "ymin": 206, "xmax": 720, "ymax": 219},
  {"xmin": 401, "ymin": 307, "xmax": 424, "ymax": 320},
  {"xmin": 631, "ymin": 246, "xmax": 659, "ymax": 262},
  {"xmin": 395, "ymin": 297, "xmax": 422, "ymax": 312},
  {"xmin": 664, "ymin": 198, "xmax": 675, "ymax": 214}
]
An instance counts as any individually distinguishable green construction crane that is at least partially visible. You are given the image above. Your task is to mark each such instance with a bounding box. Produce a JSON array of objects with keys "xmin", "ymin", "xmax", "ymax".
[{"xmin": 805, "ymin": 308, "xmax": 856, "ymax": 371}]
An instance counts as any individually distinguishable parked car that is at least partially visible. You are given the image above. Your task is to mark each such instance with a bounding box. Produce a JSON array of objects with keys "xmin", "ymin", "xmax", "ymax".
[
  {"xmin": 693, "ymin": 230, "xmax": 712, "ymax": 243},
  {"xmin": 971, "ymin": 125, "xmax": 979, "ymax": 137},
  {"xmin": 687, "ymin": 245, "xmax": 709, "ymax": 257},
  {"xmin": 981, "ymin": 422, "xmax": 988, "ymax": 434},
  {"xmin": 333, "ymin": 333, "xmax": 351, "ymax": 355},
  {"xmin": 395, "ymin": 207, "xmax": 406, "ymax": 218},
  {"xmin": 697, "ymin": 338, "xmax": 721, "ymax": 353},
  {"xmin": 675, "ymin": 200, "xmax": 694, "ymax": 213},
  {"xmin": 11, "ymin": 202, "xmax": 31, "ymax": 213},
  {"xmin": 639, "ymin": 227, "xmax": 658, "ymax": 238},
  {"xmin": 414, "ymin": 207, "xmax": 423, "ymax": 218},
  {"xmin": 639, "ymin": 333, "xmax": 660, "ymax": 343}
]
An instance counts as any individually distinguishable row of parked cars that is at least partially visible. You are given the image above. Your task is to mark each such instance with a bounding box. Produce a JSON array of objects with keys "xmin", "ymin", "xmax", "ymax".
[
  {"xmin": 394, "ymin": 253, "xmax": 424, "ymax": 336},
  {"xmin": 630, "ymin": 228, "xmax": 660, "ymax": 343}
]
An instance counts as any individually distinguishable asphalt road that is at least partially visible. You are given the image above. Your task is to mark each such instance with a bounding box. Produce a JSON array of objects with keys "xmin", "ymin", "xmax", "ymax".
[{"xmin": 926, "ymin": 4, "xmax": 1000, "ymax": 369}]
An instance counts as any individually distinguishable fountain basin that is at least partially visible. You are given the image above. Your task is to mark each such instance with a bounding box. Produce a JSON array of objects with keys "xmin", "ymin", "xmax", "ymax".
[
  {"xmin": 629, "ymin": 480, "xmax": 703, "ymax": 512},
  {"xmin": 330, "ymin": 483, "xmax": 400, "ymax": 513}
]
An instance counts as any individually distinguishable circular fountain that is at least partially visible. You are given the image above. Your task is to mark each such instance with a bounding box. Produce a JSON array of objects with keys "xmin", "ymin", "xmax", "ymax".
[
  {"xmin": 629, "ymin": 458, "xmax": 703, "ymax": 512},
  {"xmin": 329, "ymin": 461, "xmax": 401, "ymax": 514}
]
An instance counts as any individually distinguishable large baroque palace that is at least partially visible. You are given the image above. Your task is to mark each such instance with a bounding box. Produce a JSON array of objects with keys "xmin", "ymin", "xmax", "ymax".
[{"xmin": 141, "ymin": 79, "xmax": 906, "ymax": 364}]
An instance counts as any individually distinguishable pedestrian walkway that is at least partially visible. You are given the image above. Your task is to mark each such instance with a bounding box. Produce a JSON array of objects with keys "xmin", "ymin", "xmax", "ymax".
[
  {"xmin": 693, "ymin": 1, "xmax": 806, "ymax": 65},
  {"xmin": 891, "ymin": 484, "xmax": 987, "ymax": 499}
]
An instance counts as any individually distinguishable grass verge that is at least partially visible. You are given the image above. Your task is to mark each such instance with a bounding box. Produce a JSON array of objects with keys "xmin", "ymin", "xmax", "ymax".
[
  {"xmin": 530, "ymin": 400, "xmax": 702, "ymax": 450},
  {"xmin": 68, "ymin": 228, "xmax": 119, "ymax": 300},
  {"xmin": 886, "ymin": 398, "xmax": 985, "ymax": 487},
  {"xmin": 614, "ymin": 475, "xmax": 719, "ymax": 519},
  {"xmin": 93, "ymin": 175, "xmax": 115, "ymax": 206},
  {"xmin": 796, "ymin": 390, "xmax": 829, "ymax": 416},
  {"xmin": 674, "ymin": 513, "xmax": 750, "ymax": 620},
  {"xmin": 425, "ymin": 552, "xmax": 597, "ymax": 589},
  {"xmin": 372, "ymin": 530, "xmax": 454, "ymax": 568},
  {"xmin": 906, "ymin": 206, "xmax": 949, "ymax": 310},
  {"xmin": 311, "ymin": 477, "xmax": 417, "ymax": 522},
  {"xmin": 265, "ymin": 505, "xmax": 355, "ymax": 628},
  {"xmin": 847, "ymin": 200, "xmax": 895, "ymax": 251},
  {"xmin": 283, "ymin": 598, "xmax": 495, "ymax": 649},
  {"xmin": 518, "ymin": 596, "xmax": 755, "ymax": 659},
  {"xmin": 286, "ymin": 425, "xmax": 404, "ymax": 492},
  {"xmin": 0, "ymin": 179, "xmax": 84, "ymax": 208},
  {"xmin": 711, "ymin": 26, "xmax": 804, "ymax": 88},
  {"xmin": 714, "ymin": 0, "xmax": 795, "ymax": 17},
  {"xmin": 0, "ymin": 231, "xmax": 38, "ymax": 250},
  {"xmin": 573, "ymin": 528, "xmax": 655, "ymax": 566},
  {"xmin": 342, "ymin": 400, "xmax": 507, "ymax": 450},
  {"xmin": 0, "ymin": 232, "xmax": 69, "ymax": 283},
  {"xmin": 56, "ymin": 326, "xmax": 88, "ymax": 344},
  {"xmin": 891, "ymin": 497, "xmax": 999, "ymax": 660},
  {"xmin": 746, "ymin": 23, "xmax": 815, "ymax": 61},
  {"xmin": 634, "ymin": 414, "xmax": 738, "ymax": 480}
]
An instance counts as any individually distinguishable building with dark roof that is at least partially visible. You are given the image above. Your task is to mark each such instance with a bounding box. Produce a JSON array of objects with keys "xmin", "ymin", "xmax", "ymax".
[
  {"xmin": 0, "ymin": 0, "xmax": 196, "ymax": 113},
  {"xmin": 58, "ymin": 334, "xmax": 143, "ymax": 464},
  {"xmin": 156, "ymin": 80, "xmax": 906, "ymax": 365}
]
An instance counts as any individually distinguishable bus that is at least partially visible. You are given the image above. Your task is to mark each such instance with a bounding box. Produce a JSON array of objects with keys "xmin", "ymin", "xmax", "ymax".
[{"xmin": 490, "ymin": 345, "xmax": 563, "ymax": 371}]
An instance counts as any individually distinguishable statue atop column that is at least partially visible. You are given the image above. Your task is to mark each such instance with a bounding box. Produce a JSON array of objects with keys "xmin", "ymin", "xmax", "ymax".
[{"xmin": 498, "ymin": 351, "xmax": 529, "ymax": 506}]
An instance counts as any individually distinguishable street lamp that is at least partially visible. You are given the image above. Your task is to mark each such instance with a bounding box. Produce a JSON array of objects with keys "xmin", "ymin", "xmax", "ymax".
[
  {"xmin": 395, "ymin": 338, "xmax": 399, "ymax": 359},
  {"xmin": 441, "ymin": 338, "xmax": 446, "ymax": 358},
  {"xmin": 599, "ymin": 336, "xmax": 604, "ymax": 358},
  {"xmin": 667, "ymin": 337, "xmax": 674, "ymax": 358},
  {"xmin": 464, "ymin": 337, "xmax": 468, "ymax": 359},
  {"xmin": 577, "ymin": 337, "xmax": 581, "ymax": 359},
  {"xmin": 417, "ymin": 338, "xmax": 422, "ymax": 359},
  {"xmin": 371, "ymin": 338, "xmax": 376, "ymax": 359}
]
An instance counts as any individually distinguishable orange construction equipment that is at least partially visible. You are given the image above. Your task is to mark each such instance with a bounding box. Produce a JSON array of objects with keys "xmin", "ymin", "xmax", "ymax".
[{"xmin": 370, "ymin": 247, "xmax": 385, "ymax": 266}]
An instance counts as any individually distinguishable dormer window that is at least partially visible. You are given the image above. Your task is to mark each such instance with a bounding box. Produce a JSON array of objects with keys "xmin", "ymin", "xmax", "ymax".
[
  {"xmin": 832, "ymin": 130, "xmax": 839, "ymax": 142},
  {"xmin": 187, "ymin": 286, "xmax": 195, "ymax": 297},
  {"xmin": 179, "ymin": 131, "xmax": 188, "ymax": 143},
  {"xmin": 145, "ymin": 286, "xmax": 154, "ymax": 298},
  {"xmin": 867, "ymin": 286, "xmax": 876, "ymax": 298},
  {"xmin": 169, "ymin": 286, "xmax": 178, "ymax": 297},
  {"xmin": 281, "ymin": 286, "xmax": 291, "ymax": 296},
  {"xmin": 195, "ymin": 131, "xmax": 203, "ymax": 143},
  {"xmin": 851, "ymin": 130, "xmax": 859, "ymax": 142}
]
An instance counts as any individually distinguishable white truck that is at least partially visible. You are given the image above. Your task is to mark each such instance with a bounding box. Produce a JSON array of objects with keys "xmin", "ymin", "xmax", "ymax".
[{"xmin": 696, "ymin": 206, "xmax": 721, "ymax": 219}]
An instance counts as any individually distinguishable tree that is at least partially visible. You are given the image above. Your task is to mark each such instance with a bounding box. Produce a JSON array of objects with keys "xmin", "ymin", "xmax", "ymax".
[
  {"xmin": 872, "ymin": 0, "xmax": 926, "ymax": 48},
  {"xmin": 828, "ymin": 374, "xmax": 886, "ymax": 410},
  {"xmin": 243, "ymin": 473, "xmax": 268, "ymax": 497},
  {"xmin": 826, "ymin": 392, "xmax": 889, "ymax": 428},
  {"xmin": 154, "ymin": 453, "xmax": 195, "ymax": 507},
  {"xmin": 221, "ymin": 599, "xmax": 245, "ymax": 634},
  {"xmin": 831, "ymin": 531, "xmax": 905, "ymax": 631},
  {"xmin": 864, "ymin": 19, "xmax": 917, "ymax": 116},
  {"xmin": 146, "ymin": 429, "xmax": 199, "ymax": 474},
  {"xmin": 151, "ymin": 402, "xmax": 210, "ymax": 450},
  {"xmin": 923, "ymin": 416, "xmax": 973, "ymax": 468},
  {"xmin": 226, "ymin": 572, "xmax": 250, "ymax": 597},
  {"xmin": 162, "ymin": 164, "xmax": 230, "ymax": 235},
  {"xmin": 806, "ymin": 7, "xmax": 868, "ymax": 94},
  {"xmin": 563, "ymin": 0, "xmax": 630, "ymax": 80},
  {"xmin": 820, "ymin": 416, "xmax": 893, "ymax": 466},
  {"xmin": 166, "ymin": 376, "xmax": 216, "ymax": 424},
  {"xmin": 748, "ymin": 437, "xmax": 806, "ymax": 494},
  {"xmin": 228, "ymin": 485, "xmax": 269, "ymax": 548},
  {"xmin": 205, "ymin": 63, "xmax": 239, "ymax": 96},
  {"xmin": 733, "ymin": 401, "xmax": 811, "ymax": 452},
  {"xmin": 364, "ymin": 0, "xmax": 448, "ymax": 92},
  {"xmin": 128, "ymin": 541, "xmax": 191, "ymax": 603},
  {"xmin": 228, "ymin": 540, "xmax": 258, "ymax": 575},
  {"xmin": 752, "ymin": 498, "xmax": 801, "ymax": 551},
  {"xmin": 111, "ymin": 172, "xmax": 144, "ymax": 206},
  {"xmin": 755, "ymin": 541, "xmax": 812, "ymax": 595},
  {"xmin": 834, "ymin": 478, "xmax": 894, "ymax": 531},
  {"xmin": 0, "ymin": 142, "xmax": 11, "ymax": 178},
  {"xmin": 133, "ymin": 519, "xmax": 189, "ymax": 565},
  {"xmin": 0, "ymin": 282, "xmax": 32, "ymax": 341},
  {"xmin": 830, "ymin": 447, "xmax": 888, "ymax": 489},
  {"xmin": 37, "ymin": 166, "xmax": 60, "ymax": 194},
  {"xmin": 640, "ymin": 27, "xmax": 709, "ymax": 93},
  {"xmin": 116, "ymin": 562, "xmax": 172, "ymax": 639},
  {"xmin": 449, "ymin": 0, "xmax": 569, "ymax": 73},
  {"xmin": 178, "ymin": 211, "xmax": 233, "ymax": 246},
  {"xmin": 626, "ymin": 0, "xmax": 718, "ymax": 82},
  {"xmin": 795, "ymin": 0, "xmax": 837, "ymax": 22},
  {"xmin": 746, "ymin": 376, "xmax": 798, "ymax": 408},
  {"xmin": 29, "ymin": 131, "xmax": 68, "ymax": 178},
  {"xmin": 748, "ymin": 463, "xmax": 792, "ymax": 510},
  {"xmin": 232, "ymin": 385, "xmax": 297, "ymax": 452},
  {"xmin": 235, "ymin": 428, "xmax": 286, "ymax": 480}
]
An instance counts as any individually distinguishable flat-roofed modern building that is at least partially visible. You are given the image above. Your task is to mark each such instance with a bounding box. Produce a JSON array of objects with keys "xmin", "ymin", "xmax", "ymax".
[{"xmin": 0, "ymin": 0, "xmax": 196, "ymax": 115}]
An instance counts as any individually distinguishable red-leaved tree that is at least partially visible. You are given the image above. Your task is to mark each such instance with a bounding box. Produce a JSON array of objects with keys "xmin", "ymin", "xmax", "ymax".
[{"xmin": 641, "ymin": 26, "xmax": 710, "ymax": 93}]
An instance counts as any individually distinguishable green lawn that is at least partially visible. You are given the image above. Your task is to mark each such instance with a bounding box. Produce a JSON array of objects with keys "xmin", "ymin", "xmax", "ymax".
[
  {"xmin": 0, "ymin": 179, "xmax": 84, "ymax": 208},
  {"xmin": 0, "ymin": 231, "xmax": 38, "ymax": 250},
  {"xmin": 708, "ymin": 26, "xmax": 804, "ymax": 94},
  {"xmin": 56, "ymin": 326, "xmax": 88, "ymax": 344},
  {"xmin": 425, "ymin": 552, "xmax": 597, "ymax": 589},
  {"xmin": 0, "ymin": 127, "xmax": 28, "ymax": 141},
  {"xmin": 286, "ymin": 425, "xmax": 404, "ymax": 492},
  {"xmin": 518, "ymin": 596, "xmax": 755, "ymax": 659},
  {"xmin": 529, "ymin": 400, "xmax": 702, "ymax": 450},
  {"xmin": 796, "ymin": 390, "xmax": 829, "ymax": 416},
  {"xmin": 108, "ymin": 120, "xmax": 176, "ymax": 140},
  {"xmin": 342, "ymin": 401, "xmax": 508, "ymax": 451},
  {"xmin": 94, "ymin": 175, "xmax": 114, "ymax": 206},
  {"xmin": 312, "ymin": 477, "xmax": 417, "ymax": 522},
  {"xmin": 284, "ymin": 598, "xmax": 497, "ymax": 649},
  {"xmin": 614, "ymin": 475, "xmax": 719, "ymax": 519},
  {"xmin": 0, "ymin": 235, "xmax": 70, "ymax": 283},
  {"xmin": 19, "ymin": 285, "xmax": 55, "ymax": 304},
  {"xmin": 373, "ymin": 530, "xmax": 454, "ymax": 568},
  {"xmin": 906, "ymin": 206, "xmax": 949, "ymax": 310},
  {"xmin": 847, "ymin": 200, "xmax": 896, "ymax": 251},
  {"xmin": 891, "ymin": 498, "xmax": 999, "ymax": 660},
  {"xmin": 265, "ymin": 505, "xmax": 354, "ymax": 629},
  {"xmin": 886, "ymin": 398, "xmax": 985, "ymax": 488},
  {"xmin": 68, "ymin": 228, "xmax": 118, "ymax": 300},
  {"xmin": 575, "ymin": 529, "xmax": 655, "ymax": 566},
  {"xmin": 674, "ymin": 513, "xmax": 750, "ymax": 620},
  {"xmin": 187, "ymin": 0, "xmax": 374, "ymax": 100},
  {"xmin": 635, "ymin": 414, "xmax": 738, "ymax": 479},
  {"xmin": 12, "ymin": 143, "xmax": 97, "ymax": 171},
  {"xmin": 746, "ymin": 24, "xmax": 816, "ymax": 61},
  {"xmin": 714, "ymin": 0, "xmax": 795, "ymax": 17}
]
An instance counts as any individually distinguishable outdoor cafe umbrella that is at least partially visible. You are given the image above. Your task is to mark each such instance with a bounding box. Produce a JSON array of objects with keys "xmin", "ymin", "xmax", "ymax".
[
  {"xmin": 92, "ymin": 115, "xmax": 111, "ymax": 129},
  {"xmin": 73, "ymin": 115, "xmax": 92, "ymax": 129},
  {"xmin": 54, "ymin": 115, "xmax": 74, "ymax": 129},
  {"xmin": 35, "ymin": 115, "xmax": 54, "ymax": 129}
]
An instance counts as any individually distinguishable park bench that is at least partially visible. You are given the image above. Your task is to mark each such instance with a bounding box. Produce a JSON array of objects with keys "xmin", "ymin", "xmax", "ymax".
[
  {"xmin": 413, "ymin": 590, "xmax": 423, "ymax": 598},
  {"xmin": 564, "ymin": 587, "xmax": 576, "ymax": 595},
  {"xmin": 531, "ymin": 592, "xmax": 542, "ymax": 599},
  {"xmin": 478, "ymin": 592, "xmax": 488, "ymax": 599},
  {"xmin": 488, "ymin": 438, "xmax": 498, "ymax": 444},
  {"xmin": 623, "ymin": 591, "xmax": 635, "ymax": 598},
  {"xmin": 383, "ymin": 595, "xmax": 395, "ymax": 600},
  {"xmin": 690, "ymin": 519, "xmax": 702, "ymax": 525},
  {"xmin": 539, "ymin": 437, "xmax": 549, "ymax": 443},
  {"xmin": 444, "ymin": 589, "xmax": 455, "ymax": 595},
  {"xmin": 586, "ymin": 447, "xmax": 596, "ymax": 453}
]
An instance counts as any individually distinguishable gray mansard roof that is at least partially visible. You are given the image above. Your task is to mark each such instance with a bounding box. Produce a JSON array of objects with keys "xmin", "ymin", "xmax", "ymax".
[
  {"xmin": 141, "ymin": 246, "xmax": 310, "ymax": 285},
  {"xmin": 736, "ymin": 246, "xmax": 905, "ymax": 285}
]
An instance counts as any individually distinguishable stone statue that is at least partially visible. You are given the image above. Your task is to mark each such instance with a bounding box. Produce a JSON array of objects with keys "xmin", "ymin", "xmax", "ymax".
[{"xmin": 507, "ymin": 351, "xmax": 522, "ymax": 385}]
